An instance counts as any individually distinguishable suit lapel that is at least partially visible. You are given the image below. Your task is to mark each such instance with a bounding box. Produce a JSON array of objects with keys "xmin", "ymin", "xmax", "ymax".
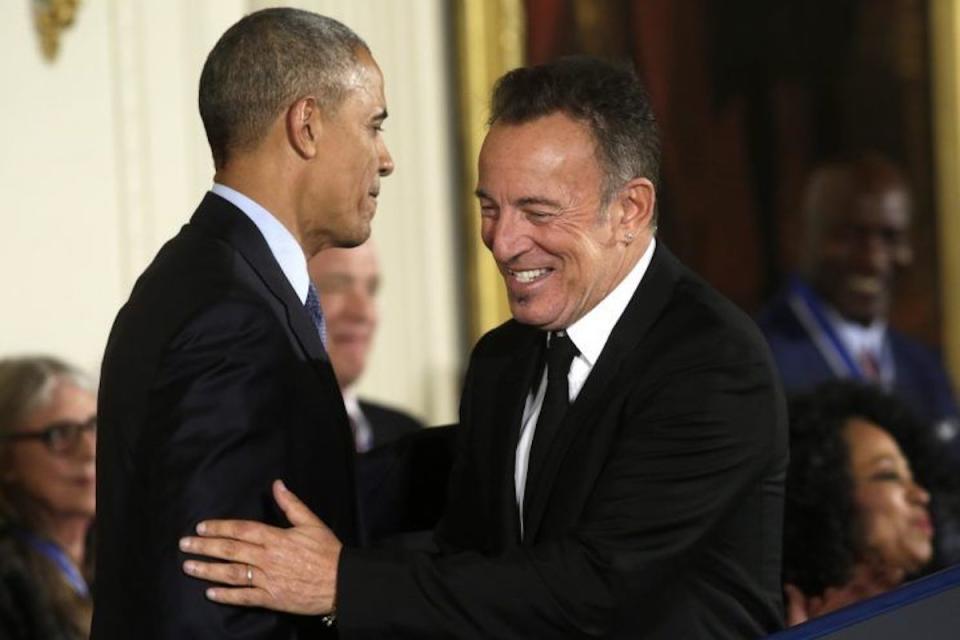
[
  {"xmin": 523, "ymin": 243, "xmax": 682, "ymax": 540},
  {"xmin": 489, "ymin": 327, "xmax": 543, "ymax": 548},
  {"xmin": 189, "ymin": 192, "xmax": 329, "ymax": 365}
]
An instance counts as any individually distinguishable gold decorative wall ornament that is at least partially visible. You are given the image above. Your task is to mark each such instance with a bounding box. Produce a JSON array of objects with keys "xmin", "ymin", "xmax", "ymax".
[{"xmin": 33, "ymin": 0, "xmax": 81, "ymax": 62}]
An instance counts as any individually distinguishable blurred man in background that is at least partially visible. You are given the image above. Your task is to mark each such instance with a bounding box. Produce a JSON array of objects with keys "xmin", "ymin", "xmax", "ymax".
[
  {"xmin": 310, "ymin": 242, "xmax": 442, "ymax": 547},
  {"xmin": 758, "ymin": 153, "xmax": 959, "ymax": 449},
  {"xmin": 308, "ymin": 241, "xmax": 423, "ymax": 453}
]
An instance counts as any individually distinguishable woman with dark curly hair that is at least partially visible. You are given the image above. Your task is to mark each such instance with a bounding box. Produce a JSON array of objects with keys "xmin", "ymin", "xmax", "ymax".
[
  {"xmin": 782, "ymin": 381, "xmax": 949, "ymax": 625},
  {"xmin": 0, "ymin": 356, "xmax": 96, "ymax": 639}
]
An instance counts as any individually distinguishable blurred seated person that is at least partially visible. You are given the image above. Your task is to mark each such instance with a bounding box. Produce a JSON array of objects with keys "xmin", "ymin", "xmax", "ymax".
[
  {"xmin": 782, "ymin": 382, "xmax": 944, "ymax": 626},
  {"xmin": 308, "ymin": 240, "xmax": 423, "ymax": 453},
  {"xmin": 757, "ymin": 153, "xmax": 959, "ymax": 450},
  {"xmin": 310, "ymin": 242, "xmax": 455, "ymax": 545},
  {"xmin": 0, "ymin": 356, "xmax": 96, "ymax": 639}
]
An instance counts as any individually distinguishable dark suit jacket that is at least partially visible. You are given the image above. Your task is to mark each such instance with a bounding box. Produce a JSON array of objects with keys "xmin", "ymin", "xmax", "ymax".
[
  {"xmin": 356, "ymin": 424, "xmax": 459, "ymax": 545},
  {"xmin": 93, "ymin": 193, "xmax": 357, "ymax": 639},
  {"xmin": 338, "ymin": 244, "xmax": 788, "ymax": 638},
  {"xmin": 359, "ymin": 399, "xmax": 423, "ymax": 450},
  {"xmin": 354, "ymin": 400, "xmax": 436, "ymax": 545},
  {"xmin": 757, "ymin": 285, "xmax": 960, "ymax": 434}
]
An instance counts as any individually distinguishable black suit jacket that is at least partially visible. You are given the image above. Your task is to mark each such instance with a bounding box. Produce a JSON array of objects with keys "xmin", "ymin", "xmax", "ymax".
[
  {"xmin": 338, "ymin": 243, "xmax": 788, "ymax": 638},
  {"xmin": 356, "ymin": 424, "xmax": 459, "ymax": 545},
  {"xmin": 358, "ymin": 399, "xmax": 423, "ymax": 450},
  {"xmin": 355, "ymin": 400, "xmax": 431, "ymax": 543},
  {"xmin": 93, "ymin": 193, "xmax": 357, "ymax": 639}
]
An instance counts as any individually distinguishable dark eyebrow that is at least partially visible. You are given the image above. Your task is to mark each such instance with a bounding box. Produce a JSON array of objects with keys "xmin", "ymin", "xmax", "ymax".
[
  {"xmin": 474, "ymin": 190, "xmax": 563, "ymax": 210},
  {"xmin": 516, "ymin": 196, "xmax": 563, "ymax": 209}
]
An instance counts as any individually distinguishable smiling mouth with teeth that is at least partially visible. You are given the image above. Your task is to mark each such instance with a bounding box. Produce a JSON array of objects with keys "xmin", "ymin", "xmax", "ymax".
[
  {"xmin": 846, "ymin": 276, "xmax": 883, "ymax": 295},
  {"xmin": 510, "ymin": 268, "xmax": 550, "ymax": 283}
]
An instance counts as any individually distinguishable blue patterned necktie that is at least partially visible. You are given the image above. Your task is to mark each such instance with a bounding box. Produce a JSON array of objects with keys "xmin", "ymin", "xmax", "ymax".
[{"xmin": 304, "ymin": 284, "xmax": 327, "ymax": 346}]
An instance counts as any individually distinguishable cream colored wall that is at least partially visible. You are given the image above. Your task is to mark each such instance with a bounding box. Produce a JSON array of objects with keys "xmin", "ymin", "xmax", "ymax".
[
  {"xmin": 2, "ymin": 0, "xmax": 123, "ymax": 379},
  {"xmin": 0, "ymin": 0, "xmax": 461, "ymax": 425}
]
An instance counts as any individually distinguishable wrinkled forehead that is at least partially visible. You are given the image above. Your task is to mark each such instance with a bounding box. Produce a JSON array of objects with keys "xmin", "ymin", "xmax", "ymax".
[
  {"xmin": 856, "ymin": 186, "xmax": 911, "ymax": 219},
  {"xmin": 823, "ymin": 189, "xmax": 913, "ymax": 236},
  {"xmin": 479, "ymin": 115, "xmax": 603, "ymax": 186},
  {"xmin": 483, "ymin": 112, "xmax": 597, "ymax": 152}
]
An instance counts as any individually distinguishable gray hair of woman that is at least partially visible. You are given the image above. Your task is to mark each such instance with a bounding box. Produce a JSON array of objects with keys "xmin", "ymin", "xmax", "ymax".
[
  {"xmin": 0, "ymin": 355, "xmax": 96, "ymax": 639},
  {"xmin": 0, "ymin": 355, "xmax": 94, "ymax": 514}
]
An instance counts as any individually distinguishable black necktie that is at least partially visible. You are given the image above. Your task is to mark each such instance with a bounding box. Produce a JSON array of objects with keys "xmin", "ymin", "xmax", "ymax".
[{"xmin": 526, "ymin": 332, "xmax": 579, "ymax": 498}]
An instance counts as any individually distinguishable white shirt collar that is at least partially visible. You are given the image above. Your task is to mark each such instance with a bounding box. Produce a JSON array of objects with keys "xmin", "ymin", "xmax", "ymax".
[
  {"xmin": 341, "ymin": 388, "xmax": 360, "ymax": 417},
  {"xmin": 824, "ymin": 304, "xmax": 887, "ymax": 357},
  {"xmin": 211, "ymin": 183, "xmax": 310, "ymax": 304},
  {"xmin": 565, "ymin": 237, "xmax": 656, "ymax": 366},
  {"xmin": 340, "ymin": 388, "xmax": 374, "ymax": 453}
]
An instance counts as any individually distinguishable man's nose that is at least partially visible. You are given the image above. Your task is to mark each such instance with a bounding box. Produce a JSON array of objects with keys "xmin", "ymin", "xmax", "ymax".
[
  {"xmin": 378, "ymin": 139, "xmax": 394, "ymax": 177},
  {"xmin": 853, "ymin": 233, "xmax": 896, "ymax": 274},
  {"xmin": 483, "ymin": 210, "xmax": 529, "ymax": 263},
  {"xmin": 343, "ymin": 289, "xmax": 375, "ymax": 321}
]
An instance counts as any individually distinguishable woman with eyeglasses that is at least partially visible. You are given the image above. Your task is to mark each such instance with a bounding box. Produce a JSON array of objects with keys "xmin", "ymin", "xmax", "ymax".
[{"xmin": 0, "ymin": 356, "xmax": 96, "ymax": 639}]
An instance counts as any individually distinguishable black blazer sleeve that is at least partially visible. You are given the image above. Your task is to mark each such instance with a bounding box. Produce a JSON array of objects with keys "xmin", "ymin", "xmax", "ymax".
[
  {"xmin": 143, "ymin": 299, "xmax": 310, "ymax": 639},
  {"xmin": 336, "ymin": 319, "xmax": 784, "ymax": 638},
  {"xmin": 95, "ymin": 194, "xmax": 349, "ymax": 640}
]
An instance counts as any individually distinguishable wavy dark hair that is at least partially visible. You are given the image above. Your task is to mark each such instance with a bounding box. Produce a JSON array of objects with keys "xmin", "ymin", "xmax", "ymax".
[
  {"xmin": 783, "ymin": 381, "xmax": 959, "ymax": 596},
  {"xmin": 489, "ymin": 55, "xmax": 660, "ymax": 214}
]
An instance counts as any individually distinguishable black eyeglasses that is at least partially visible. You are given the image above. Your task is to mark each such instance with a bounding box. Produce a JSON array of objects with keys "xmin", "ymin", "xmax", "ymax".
[{"xmin": 4, "ymin": 416, "xmax": 97, "ymax": 454}]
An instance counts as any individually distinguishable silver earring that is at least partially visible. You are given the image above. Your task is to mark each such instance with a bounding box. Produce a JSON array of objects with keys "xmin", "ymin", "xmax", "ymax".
[{"xmin": 624, "ymin": 232, "xmax": 634, "ymax": 243}]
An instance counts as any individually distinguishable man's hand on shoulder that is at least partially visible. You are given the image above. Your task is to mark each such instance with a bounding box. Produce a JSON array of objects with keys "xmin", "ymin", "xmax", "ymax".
[{"xmin": 180, "ymin": 479, "xmax": 341, "ymax": 615}]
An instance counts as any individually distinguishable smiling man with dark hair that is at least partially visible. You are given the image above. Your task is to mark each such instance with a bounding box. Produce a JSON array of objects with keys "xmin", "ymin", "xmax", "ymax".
[{"xmin": 758, "ymin": 154, "xmax": 959, "ymax": 449}]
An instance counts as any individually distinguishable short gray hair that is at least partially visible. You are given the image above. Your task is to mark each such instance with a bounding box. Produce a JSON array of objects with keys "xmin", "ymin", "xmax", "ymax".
[
  {"xmin": 0, "ymin": 356, "xmax": 92, "ymax": 439},
  {"xmin": 0, "ymin": 355, "xmax": 95, "ymax": 629},
  {"xmin": 199, "ymin": 8, "xmax": 368, "ymax": 169}
]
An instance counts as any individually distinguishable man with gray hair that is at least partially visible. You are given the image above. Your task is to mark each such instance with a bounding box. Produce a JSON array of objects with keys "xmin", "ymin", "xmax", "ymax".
[{"xmin": 94, "ymin": 8, "xmax": 393, "ymax": 639}]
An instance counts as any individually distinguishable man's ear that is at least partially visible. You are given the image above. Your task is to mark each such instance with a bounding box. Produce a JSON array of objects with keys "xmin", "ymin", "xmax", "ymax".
[
  {"xmin": 616, "ymin": 177, "xmax": 656, "ymax": 242},
  {"xmin": 286, "ymin": 96, "xmax": 322, "ymax": 159}
]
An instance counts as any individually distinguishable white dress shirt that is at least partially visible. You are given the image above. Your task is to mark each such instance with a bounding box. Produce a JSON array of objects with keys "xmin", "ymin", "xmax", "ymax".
[
  {"xmin": 515, "ymin": 238, "xmax": 657, "ymax": 526},
  {"xmin": 341, "ymin": 389, "xmax": 374, "ymax": 453},
  {"xmin": 210, "ymin": 183, "xmax": 310, "ymax": 304},
  {"xmin": 824, "ymin": 305, "xmax": 893, "ymax": 385}
]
